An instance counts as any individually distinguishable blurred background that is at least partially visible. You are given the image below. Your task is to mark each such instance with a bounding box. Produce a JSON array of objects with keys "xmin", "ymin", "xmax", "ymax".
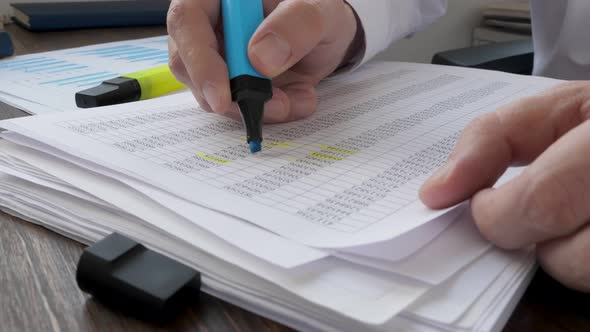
[{"xmin": 1, "ymin": 0, "xmax": 531, "ymax": 63}]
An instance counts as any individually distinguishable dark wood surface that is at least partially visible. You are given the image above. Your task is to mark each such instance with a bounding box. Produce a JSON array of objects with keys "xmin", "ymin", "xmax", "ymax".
[{"xmin": 0, "ymin": 23, "xmax": 589, "ymax": 332}]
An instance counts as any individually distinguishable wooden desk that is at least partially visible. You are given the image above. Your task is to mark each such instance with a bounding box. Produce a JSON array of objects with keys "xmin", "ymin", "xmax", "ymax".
[{"xmin": 1, "ymin": 24, "xmax": 589, "ymax": 332}]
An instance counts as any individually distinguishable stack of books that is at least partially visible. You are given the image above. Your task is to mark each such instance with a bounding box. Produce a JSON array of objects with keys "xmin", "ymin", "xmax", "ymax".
[
  {"xmin": 473, "ymin": 1, "xmax": 531, "ymax": 45},
  {"xmin": 0, "ymin": 21, "xmax": 13, "ymax": 58}
]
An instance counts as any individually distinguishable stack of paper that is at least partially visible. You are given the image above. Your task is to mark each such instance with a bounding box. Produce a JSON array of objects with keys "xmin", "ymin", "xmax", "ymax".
[
  {"xmin": 0, "ymin": 36, "xmax": 169, "ymax": 114},
  {"xmin": 0, "ymin": 50, "xmax": 562, "ymax": 331}
]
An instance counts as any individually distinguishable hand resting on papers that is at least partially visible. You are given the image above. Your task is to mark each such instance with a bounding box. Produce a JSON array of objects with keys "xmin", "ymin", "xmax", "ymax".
[
  {"xmin": 420, "ymin": 82, "xmax": 590, "ymax": 292},
  {"xmin": 166, "ymin": 0, "xmax": 362, "ymax": 123}
]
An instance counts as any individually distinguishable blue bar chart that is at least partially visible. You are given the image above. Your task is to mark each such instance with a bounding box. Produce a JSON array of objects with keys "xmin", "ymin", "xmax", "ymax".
[
  {"xmin": 71, "ymin": 44, "xmax": 169, "ymax": 65},
  {"xmin": 39, "ymin": 71, "xmax": 118, "ymax": 87}
]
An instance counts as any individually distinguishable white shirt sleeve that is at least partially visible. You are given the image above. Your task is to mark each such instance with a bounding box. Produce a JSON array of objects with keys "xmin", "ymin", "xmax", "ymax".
[{"xmin": 346, "ymin": 0, "xmax": 447, "ymax": 65}]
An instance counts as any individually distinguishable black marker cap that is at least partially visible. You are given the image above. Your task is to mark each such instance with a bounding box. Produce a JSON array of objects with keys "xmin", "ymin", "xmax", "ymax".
[
  {"xmin": 76, "ymin": 233, "xmax": 201, "ymax": 323},
  {"xmin": 75, "ymin": 77, "xmax": 141, "ymax": 108}
]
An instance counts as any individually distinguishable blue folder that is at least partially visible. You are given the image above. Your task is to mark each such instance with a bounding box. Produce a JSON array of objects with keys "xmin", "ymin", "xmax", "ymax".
[
  {"xmin": 10, "ymin": 0, "xmax": 169, "ymax": 31},
  {"xmin": 0, "ymin": 29, "xmax": 13, "ymax": 58}
]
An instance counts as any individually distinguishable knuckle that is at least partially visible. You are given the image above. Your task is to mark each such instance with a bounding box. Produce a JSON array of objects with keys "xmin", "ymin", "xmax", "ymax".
[
  {"xmin": 464, "ymin": 112, "xmax": 500, "ymax": 136},
  {"xmin": 570, "ymin": 261, "xmax": 590, "ymax": 291},
  {"xmin": 555, "ymin": 80, "xmax": 586, "ymax": 91},
  {"xmin": 166, "ymin": 0, "xmax": 187, "ymax": 35},
  {"xmin": 472, "ymin": 204, "xmax": 514, "ymax": 249},
  {"xmin": 293, "ymin": 0, "xmax": 326, "ymax": 29},
  {"xmin": 168, "ymin": 50, "xmax": 185, "ymax": 81},
  {"xmin": 521, "ymin": 173, "xmax": 579, "ymax": 236},
  {"xmin": 496, "ymin": 95, "xmax": 543, "ymax": 119}
]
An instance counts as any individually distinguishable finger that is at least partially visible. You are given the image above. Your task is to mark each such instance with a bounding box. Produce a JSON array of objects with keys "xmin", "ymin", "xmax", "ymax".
[
  {"xmin": 168, "ymin": 33, "xmax": 212, "ymax": 112},
  {"xmin": 167, "ymin": 0, "xmax": 232, "ymax": 114},
  {"xmin": 167, "ymin": 37, "xmax": 191, "ymax": 86},
  {"xmin": 471, "ymin": 118, "xmax": 590, "ymax": 249},
  {"xmin": 262, "ymin": 0, "xmax": 282, "ymax": 15},
  {"xmin": 264, "ymin": 84, "xmax": 317, "ymax": 123},
  {"xmin": 420, "ymin": 82, "xmax": 590, "ymax": 209},
  {"xmin": 248, "ymin": 0, "xmax": 353, "ymax": 78},
  {"xmin": 537, "ymin": 222, "xmax": 590, "ymax": 292},
  {"xmin": 223, "ymin": 86, "xmax": 317, "ymax": 124}
]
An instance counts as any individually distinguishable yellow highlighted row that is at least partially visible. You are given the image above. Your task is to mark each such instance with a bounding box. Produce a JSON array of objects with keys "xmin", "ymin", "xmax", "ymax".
[
  {"xmin": 241, "ymin": 137, "xmax": 292, "ymax": 149},
  {"xmin": 266, "ymin": 141, "xmax": 291, "ymax": 148},
  {"xmin": 309, "ymin": 152, "xmax": 343, "ymax": 161},
  {"xmin": 319, "ymin": 145, "xmax": 358, "ymax": 155},
  {"xmin": 195, "ymin": 143, "xmax": 354, "ymax": 165},
  {"xmin": 196, "ymin": 153, "xmax": 231, "ymax": 164}
]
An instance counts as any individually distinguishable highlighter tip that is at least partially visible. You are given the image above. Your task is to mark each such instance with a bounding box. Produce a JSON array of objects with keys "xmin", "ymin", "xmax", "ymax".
[{"xmin": 249, "ymin": 140, "xmax": 262, "ymax": 154}]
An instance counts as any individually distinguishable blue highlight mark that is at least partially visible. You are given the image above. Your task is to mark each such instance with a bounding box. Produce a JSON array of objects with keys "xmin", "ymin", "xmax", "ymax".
[
  {"xmin": 45, "ymin": 65, "xmax": 88, "ymax": 74},
  {"xmin": 0, "ymin": 57, "xmax": 50, "ymax": 69},
  {"xmin": 91, "ymin": 47, "xmax": 150, "ymax": 58},
  {"xmin": 57, "ymin": 73, "xmax": 117, "ymax": 86},
  {"xmin": 77, "ymin": 80, "xmax": 107, "ymax": 87},
  {"xmin": 130, "ymin": 54, "xmax": 169, "ymax": 63},
  {"xmin": 74, "ymin": 45, "xmax": 167, "ymax": 59},
  {"xmin": 11, "ymin": 60, "xmax": 68, "ymax": 72},
  {"xmin": 39, "ymin": 71, "xmax": 113, "ymax": 85},
  {"xmin": 26, "ymin": 63, "xmax": 76, "ymax": 73},
  {"xmin": 73, "ymin": 45, "xmax": 136, "ymax": 55},
  {"xmin": 119, "ymin": 50, "xmax": 167, "ymax": 61}
]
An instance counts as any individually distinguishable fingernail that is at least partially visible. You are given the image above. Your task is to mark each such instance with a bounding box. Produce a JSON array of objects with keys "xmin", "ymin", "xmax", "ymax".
[
  {"xmin": 250, "ymin": 33, "xmax": 291, "ymax": 74},
  {"xmin": 202, "ymin": 82, "xmax": 221, "ymax": 113}
]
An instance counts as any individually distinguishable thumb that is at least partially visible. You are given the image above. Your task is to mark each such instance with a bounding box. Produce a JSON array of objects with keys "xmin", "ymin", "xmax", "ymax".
[{"xmin": 248, "ymin": 0, "xmax": 353, "ymax": 77}]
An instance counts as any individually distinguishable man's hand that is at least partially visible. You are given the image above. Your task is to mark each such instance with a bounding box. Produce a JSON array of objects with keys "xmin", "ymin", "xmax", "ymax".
[
  {"xmin": 420, "ymin": 82, "xmax": 590, "ymax": 292},
  {"xmin": 167, "ymin": 0, "xmax": 360, "ymax": 123}
]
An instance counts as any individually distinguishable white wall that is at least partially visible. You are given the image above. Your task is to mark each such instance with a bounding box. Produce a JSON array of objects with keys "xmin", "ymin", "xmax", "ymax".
[
  {"xmin": 377, "ymin": 0, "xmax": 494, "ymax": 63},
  {"xmin": 2, "ymin": 0, "xmax": 490, "ymax": 63}
]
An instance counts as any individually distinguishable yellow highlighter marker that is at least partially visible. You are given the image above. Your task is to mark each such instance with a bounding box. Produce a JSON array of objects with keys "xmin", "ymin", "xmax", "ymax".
[{"xmin": 75, "ymin": 65, "xmax": 185, "ymax": 108}]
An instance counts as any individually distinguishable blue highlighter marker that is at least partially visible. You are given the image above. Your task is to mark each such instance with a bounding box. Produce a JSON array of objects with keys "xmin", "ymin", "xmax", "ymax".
[{"xmin": 221, "ymin": 0, "xmax": 273, "ymax": 154}]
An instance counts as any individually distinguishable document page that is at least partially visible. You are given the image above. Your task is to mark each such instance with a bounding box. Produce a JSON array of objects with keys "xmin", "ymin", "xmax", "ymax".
[
  {"xmin": 0, "ymin": 36, "xmax": 170, "ymax": 113},
  {"xmin": 0, "ymin": 62, "xmax": 560, "ymax": 248}
]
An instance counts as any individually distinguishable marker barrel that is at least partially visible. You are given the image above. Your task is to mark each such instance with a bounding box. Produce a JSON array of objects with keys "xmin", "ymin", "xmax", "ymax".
[
  {"xmin": 221, "ymin": 0, "xmax": 272, "ymax": 149},
  {"xmin": 221, "ymin": 0, "xmax": 266, "ymax": 80}
]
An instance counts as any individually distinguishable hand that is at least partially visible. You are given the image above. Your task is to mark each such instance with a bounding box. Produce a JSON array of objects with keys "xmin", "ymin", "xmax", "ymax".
[
  {"xmin": 167, "ymin": 0, "xmax": 361, "ymax": 123},
  {"xmin": 420, "ymin": 82, "xmax": 590, "ymax": 292}
]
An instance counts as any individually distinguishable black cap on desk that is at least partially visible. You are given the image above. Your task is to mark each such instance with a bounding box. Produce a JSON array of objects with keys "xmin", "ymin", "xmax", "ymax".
[
  {"xmin": 76, "ymin": 233, "xmax": 201, "ymax": 323},
  {"xmin": 75, "ymin": 77, "xmax": 141, "ymax": 108}
]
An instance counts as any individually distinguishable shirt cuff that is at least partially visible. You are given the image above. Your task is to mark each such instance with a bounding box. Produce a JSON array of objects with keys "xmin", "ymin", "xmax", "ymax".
[
  {"xmin": 346, "ymin": 0, "xmax": 401, "ymax": 67},
  {"xmin": 345, "ymin": 0, "xmax": 447, "ymax": 69}
]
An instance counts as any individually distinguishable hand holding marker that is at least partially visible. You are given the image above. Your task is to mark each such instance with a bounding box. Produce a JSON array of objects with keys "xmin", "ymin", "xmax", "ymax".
[
  {"xmin": 76, "ymin": 0, "xmax": 271, "ymax": 153},
  {"xmin": 166, "ymin": 0, "xmax": 361, "ymax": 147}
]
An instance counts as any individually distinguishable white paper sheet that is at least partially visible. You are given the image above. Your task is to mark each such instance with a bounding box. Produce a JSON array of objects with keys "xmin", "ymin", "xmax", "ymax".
[
  {"xmin": 337, "ymin": 208, "xmax": 492, "ymax": 284},
  {"xmin": 0, "ymin": 173, "xmax": 532, "ymax": 331},
  {"xmin": 0, "ymin": 139, "xmax": 328, "ymax": 268},
  {"xmin": 0, "ymin": 172, "xmax": 429, "ymax": 325},
  {"xmin": 338, "ymin": 206, "xmax": 460, "ymax": 262},
  {"xmin": 0, "ymin": 62, "xmax": 561, "ymax": 248},
  {"xmin": 406, "ymin": 249, "xmax": 524, "ymax": 324}
]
